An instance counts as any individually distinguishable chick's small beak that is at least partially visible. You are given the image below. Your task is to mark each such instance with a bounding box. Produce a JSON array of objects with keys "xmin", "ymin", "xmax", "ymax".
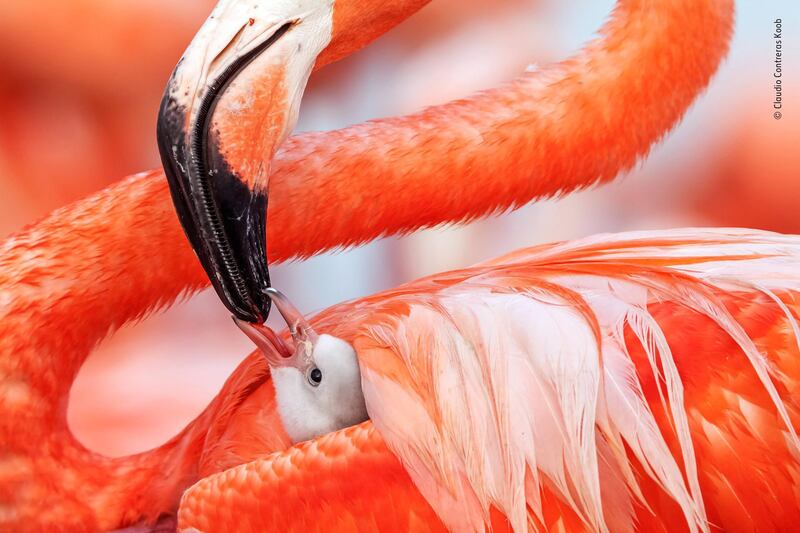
[
  {"xmin": 235, "ymin": 288, "xmax": 317, "ymax": 368},
  {"xmin": 265, "ymin": 287, "xmax": 318, "ymax": 344},
  {"xmin": 234, "ymin": 318, "xmax": 292, "ymax": 367}
]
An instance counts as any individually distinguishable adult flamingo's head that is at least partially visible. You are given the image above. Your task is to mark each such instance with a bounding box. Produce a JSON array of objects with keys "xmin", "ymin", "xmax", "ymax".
[
  {"xmin": 235, "ymin": 288, "xmax": 369, "ymax": 443},
  {"xmin": 156, "ymin": 0, "xmax": 430, "ymax": 323},
  {"xmin": 156, "ymin": 0, "xmax": 331, "ymax": 323}
]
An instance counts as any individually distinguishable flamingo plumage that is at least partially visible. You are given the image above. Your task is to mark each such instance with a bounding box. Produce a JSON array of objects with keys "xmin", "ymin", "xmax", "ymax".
[
  {"xmin": 7, "ymin": 0, "xmax": 797, "ymax": 531},
  {"xmin": 179, "ymin": 229, "xmax": 800, "ymax": 532}
]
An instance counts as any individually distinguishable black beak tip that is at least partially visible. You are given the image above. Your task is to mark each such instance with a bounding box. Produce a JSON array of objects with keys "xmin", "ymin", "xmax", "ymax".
[{"xmin": 157, "ymin": 91, "xmax": 272, "ymax": 325}]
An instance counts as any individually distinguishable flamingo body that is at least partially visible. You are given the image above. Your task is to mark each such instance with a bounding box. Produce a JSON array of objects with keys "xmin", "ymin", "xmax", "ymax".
[{"xmin": 179, "ymin": 229, "xmax": 800, "ymax": 532}]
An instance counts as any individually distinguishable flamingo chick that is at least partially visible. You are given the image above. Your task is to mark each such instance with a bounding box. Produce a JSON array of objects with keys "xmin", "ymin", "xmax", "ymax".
[{"xmin": 236, "ymin": 288, "xmax": 368, "ymax": 443}]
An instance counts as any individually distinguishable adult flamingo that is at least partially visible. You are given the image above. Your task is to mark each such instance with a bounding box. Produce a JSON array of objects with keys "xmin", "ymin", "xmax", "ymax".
[{"xmin": 6, "ymin": 0, "xmax": 791, "ymax": 531}]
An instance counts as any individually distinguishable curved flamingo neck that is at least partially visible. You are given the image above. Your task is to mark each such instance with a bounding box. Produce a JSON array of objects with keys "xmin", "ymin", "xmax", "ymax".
[
  {"xmin": 270, "ymin": 0, "xmax": 734, "ymax": 260},
  {"xmin": 319, "ymin": 0, "xmax": 432, "ymax": 68},
  {"xmin": 0, "ymin": 177, "xmax": 279, "ymax": 529},
  {"xmin": 0, "ymin": 0, "xmax": 734, "ymax": 529}
]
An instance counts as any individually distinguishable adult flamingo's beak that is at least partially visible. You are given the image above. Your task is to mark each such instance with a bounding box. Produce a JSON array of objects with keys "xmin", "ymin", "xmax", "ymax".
[{"xmin": 157, "ymin": 1, "xmax": 334, "ymax": 323}]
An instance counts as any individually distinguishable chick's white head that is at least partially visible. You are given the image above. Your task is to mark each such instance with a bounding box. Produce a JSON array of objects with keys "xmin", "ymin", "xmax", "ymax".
[{"xmin": 235, "ymin": 288, "xmax": 368, "ymax": 443}]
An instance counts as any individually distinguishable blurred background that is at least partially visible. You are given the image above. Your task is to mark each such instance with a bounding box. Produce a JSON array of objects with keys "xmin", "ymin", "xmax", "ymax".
[{"xmin": 0, "ymin": 1, "xmax": 795, "ymax": 456}]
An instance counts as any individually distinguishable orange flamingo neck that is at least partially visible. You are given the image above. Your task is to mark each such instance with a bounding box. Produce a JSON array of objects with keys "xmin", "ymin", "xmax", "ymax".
[{"xmin": 319, "ymin": 0, "xmax": 432, "ymax": 68}]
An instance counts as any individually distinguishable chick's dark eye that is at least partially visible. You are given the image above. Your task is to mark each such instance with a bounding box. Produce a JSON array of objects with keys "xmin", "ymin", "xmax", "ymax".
[{"xmin": 308, "ymin": 367, "xmax": 322, "ymax": 386}]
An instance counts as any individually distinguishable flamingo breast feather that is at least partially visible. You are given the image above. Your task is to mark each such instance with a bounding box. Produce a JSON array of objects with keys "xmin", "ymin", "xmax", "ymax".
[{"xmin": 354, "ymin": 228, "xmax": 800, "ymax": 533}]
